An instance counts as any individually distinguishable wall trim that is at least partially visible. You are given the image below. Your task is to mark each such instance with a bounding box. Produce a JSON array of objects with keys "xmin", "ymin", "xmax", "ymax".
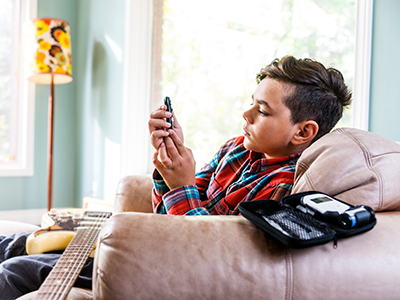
[
  {"xmin": 120, "ymin": 0, "xmax": 154, "ymax": 177},
  {"xmin": 352, "ymin": 0, "xmax": 374, "ymax": 130}
]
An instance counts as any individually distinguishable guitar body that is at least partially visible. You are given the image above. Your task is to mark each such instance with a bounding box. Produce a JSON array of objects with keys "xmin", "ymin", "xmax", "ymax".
[
  {"xmin": 26, "ymin": 209, "xmax": 98, "ymax": 256},
  {"xmin": 26, "ymin": 209, "xmax": 112, "ymax": 300},
  {"xmin": 26, "ymin": 227, "xmax": 76, "ymax": 255}
]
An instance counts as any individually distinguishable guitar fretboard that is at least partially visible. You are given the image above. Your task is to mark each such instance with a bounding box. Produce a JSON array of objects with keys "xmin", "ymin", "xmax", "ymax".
[{"xmin": 34, "ymin": 211, "xmax": 112, "ymax": 300}]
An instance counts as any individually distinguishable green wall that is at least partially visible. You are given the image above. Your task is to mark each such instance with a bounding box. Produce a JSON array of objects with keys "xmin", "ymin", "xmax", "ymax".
[
  {"xmin": 74, "ymin": 0, "xmax": 125, "ymax": 206},
  {"xmin": 369, "ymin": 0, "xmax": 400, "ymax": 141}
]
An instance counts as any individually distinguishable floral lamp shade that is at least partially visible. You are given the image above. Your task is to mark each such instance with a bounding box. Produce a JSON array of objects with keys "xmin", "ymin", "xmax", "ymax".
[{"xmin": 27, "ymin": 18, "xmax": 72, "ymax": 84}]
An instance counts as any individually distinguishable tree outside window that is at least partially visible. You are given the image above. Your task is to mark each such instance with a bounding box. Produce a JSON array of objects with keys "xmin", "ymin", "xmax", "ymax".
[
  {"xmin": 0, "ymin": 0, "xmax": 35, "ymax": 176},
  {"xmin": 0, "ymin": 0, "xmax": 15, "ymax": 163},
  {"xmin": 153, "ymin": 0, "xmax": 356, "ymax": 169}
]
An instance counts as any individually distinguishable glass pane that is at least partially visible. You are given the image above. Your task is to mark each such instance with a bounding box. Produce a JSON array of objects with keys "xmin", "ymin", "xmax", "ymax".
[
  {"xmin": 154, "ymin": 0, "xmax": 356, "ymax": 168},
  {"xmin": 0, "ymin": 0, "xmax": 15, "ymax": 163}
]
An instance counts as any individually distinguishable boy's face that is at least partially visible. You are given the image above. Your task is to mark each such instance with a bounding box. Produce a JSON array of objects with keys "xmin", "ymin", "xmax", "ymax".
[{"xmin": 242, "ymin": 78, "xmax": 300, "ymax": 158}]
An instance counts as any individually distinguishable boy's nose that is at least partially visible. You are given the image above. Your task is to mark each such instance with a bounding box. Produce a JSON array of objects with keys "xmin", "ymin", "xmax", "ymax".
[{"xmin": 242, "ymin": 108, "xmax": 253, "ymax": 124}]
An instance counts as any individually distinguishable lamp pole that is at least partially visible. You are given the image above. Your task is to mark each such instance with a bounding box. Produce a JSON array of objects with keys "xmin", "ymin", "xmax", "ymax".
[{"xmin": 47, "ymin": 75, "xmax": 54, "ymax": 211}]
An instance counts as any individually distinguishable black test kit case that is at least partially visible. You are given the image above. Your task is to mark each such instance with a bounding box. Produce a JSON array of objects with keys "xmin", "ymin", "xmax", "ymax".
[{"xmin": 238, "ymin": 191, "xmax": 376, "ymax": 248}]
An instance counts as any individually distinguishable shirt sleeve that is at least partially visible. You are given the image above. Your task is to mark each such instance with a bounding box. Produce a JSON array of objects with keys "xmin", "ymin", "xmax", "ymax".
[
  {"xmin": 152, "ymin": 137, "xmax": 240, "ymax": 215},
  {"xmin": 151, "ymin": 169, "xmax": 170, "ymax": 214},
  {"xmin": 152, "ymin": 179, "xmax": 212, "ymax": 215},
  {"xmin": 151, "ymin": 165, "xmax": 216, "ymax": 215}
]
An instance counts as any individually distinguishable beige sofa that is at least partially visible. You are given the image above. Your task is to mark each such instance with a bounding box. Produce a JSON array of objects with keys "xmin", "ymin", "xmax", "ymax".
[{"xmin": 11, "ymin": 128, "xmax": 400, "ymax": 299}]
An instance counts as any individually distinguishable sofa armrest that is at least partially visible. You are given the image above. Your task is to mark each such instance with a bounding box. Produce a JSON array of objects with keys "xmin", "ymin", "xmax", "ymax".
[
  {"xmin": 113, "ymin": 175, "xmax": 154, "ymax": 214},
  {"xmin": 93, "ymin": 211, "xmax": 400, "ymax": 300},
  {"xmin": 93, "ymin": 213, "xmax": 287, "ymax": 299},
  {"xmin": 93, "ymin": 213, "xmax": 288, "ymax": 300}
]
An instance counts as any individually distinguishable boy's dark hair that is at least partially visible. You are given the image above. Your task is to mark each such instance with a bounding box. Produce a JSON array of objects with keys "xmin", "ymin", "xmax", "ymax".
[{"xmin": 256, "ymin": 56, "xmax": 352, "ymax": 142}]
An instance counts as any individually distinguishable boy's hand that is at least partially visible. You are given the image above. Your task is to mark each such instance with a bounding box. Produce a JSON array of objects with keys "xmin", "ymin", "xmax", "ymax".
[
  {"xmin": 149, "ymin": 105, "xmax": 184, "ymax": 150},
  {"xmin": 153, "ymin": 129, "xmax": 196, "ymax": 190}
]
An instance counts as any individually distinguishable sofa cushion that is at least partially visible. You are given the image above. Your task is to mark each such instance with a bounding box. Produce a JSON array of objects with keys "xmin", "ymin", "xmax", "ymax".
[{"xmin": 292, "ymin": 127, "xmax": 400, "ymax": 211}]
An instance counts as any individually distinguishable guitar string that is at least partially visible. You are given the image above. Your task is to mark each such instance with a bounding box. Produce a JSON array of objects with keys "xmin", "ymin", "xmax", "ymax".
[
  {"xmin": 36, "ymin": 211, "xmax": 111, "ymax": 300},
  {"xmin": 50, "ymin": 212, "xmax": 109, "ymax": 299},
  {"xmin": 36, "ymin": 214, "xmax": 92, "ymax": 300},
  {"xmin": 58, "ymin": 212, "xmax": 110, "ymax": 299},
  {"xmin": 43, "ymin": 226, "xmax": 87, "ymax": 299},
  {"xmin": 44, "ymin": 211, "xmax": 109, "ymax": 300}
]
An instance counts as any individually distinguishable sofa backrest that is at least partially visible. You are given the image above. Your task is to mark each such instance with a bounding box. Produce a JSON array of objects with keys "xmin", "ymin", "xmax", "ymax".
[{"xmin": 292, "ymin": 127, "xmax": 400, "ymax": 212}]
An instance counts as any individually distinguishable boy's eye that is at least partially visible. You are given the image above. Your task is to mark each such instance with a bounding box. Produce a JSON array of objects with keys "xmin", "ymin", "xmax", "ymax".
[{"xmin": 258, "ymin": 110, "xmax": 269, "ymax": 117}]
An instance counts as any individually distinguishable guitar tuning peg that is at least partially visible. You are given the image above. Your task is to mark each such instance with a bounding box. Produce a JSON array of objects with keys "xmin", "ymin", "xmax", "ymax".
[
  {"xmin": 58, "ymin": 211, "xmax": 69, "ymax": 217},
  {"xmin": 57, "ymin": 211, "xmax": 73, "ymax": 222},
  {"xmin": 73, "ymin": 213, "xmax": 82, "ymax": 219},
  {"xmin": 49, "ymin": 208, "xmax": 58, "ymax": 216}
]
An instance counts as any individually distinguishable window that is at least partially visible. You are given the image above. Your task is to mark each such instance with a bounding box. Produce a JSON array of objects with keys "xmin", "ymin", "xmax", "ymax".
[
  {"xmin": 0, "ymin": 0, "xmax": 36, "ymax": 176},
  {"xmin": 121, "ymin": 0, "xmax": 372, "ymax": 175}
]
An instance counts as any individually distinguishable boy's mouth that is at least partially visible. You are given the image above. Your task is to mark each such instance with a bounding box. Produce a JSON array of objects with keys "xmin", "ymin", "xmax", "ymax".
[{"xmin": 243, "ymin": 126, "xmax": 251, "ymax": 137}]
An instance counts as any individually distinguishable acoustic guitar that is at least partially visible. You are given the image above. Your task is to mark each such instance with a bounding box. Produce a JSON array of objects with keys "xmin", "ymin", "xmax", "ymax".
[{"xmin": 26, "ymin": 209, "xmax": 112, "ymax": 300}]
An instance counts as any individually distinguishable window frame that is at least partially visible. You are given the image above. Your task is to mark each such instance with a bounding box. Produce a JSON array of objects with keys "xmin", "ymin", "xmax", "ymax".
[
  {"xmin": 121, "ymin": 0, "xmax": 374, "ymax": 176},
  {"xmin": 0, "ymin": 0, "xmax": 37, "ymax": 177},
  {"xmin": 352, "ymin": 0, "xmax": 374, "ymax": 130},
  {"xmin": 120, "ymin": 0, "xmax": 154, "ymax": 177}
]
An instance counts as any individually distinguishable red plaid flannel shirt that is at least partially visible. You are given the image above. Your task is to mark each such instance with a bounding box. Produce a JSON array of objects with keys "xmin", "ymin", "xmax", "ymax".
[{"xmin": 152, "ymin": 136, "xmax": 301, "ymax": 215}]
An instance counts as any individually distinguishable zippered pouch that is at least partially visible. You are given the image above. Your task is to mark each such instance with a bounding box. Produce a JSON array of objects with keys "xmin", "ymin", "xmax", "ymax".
[{"xmin": 239, "ymin": 191, "xmax": 376, "ymax": 248}]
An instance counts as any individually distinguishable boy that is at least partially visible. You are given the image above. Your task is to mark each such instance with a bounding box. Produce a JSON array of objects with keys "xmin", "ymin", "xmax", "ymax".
[{"xmin": 148, "ymin": 55, "xmax": 352, "ymax": 215}]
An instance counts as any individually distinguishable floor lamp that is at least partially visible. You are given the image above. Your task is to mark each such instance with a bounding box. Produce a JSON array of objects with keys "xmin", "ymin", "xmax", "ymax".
[{"xmin": 27, "ymin": 18, "xmax": 73, "ymax": 211}]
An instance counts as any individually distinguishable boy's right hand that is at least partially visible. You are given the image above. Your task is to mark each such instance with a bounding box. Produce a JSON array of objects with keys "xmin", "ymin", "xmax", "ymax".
[{"xmin": 149, "ymin": 105, "xmax": 184, "ymax": 150}]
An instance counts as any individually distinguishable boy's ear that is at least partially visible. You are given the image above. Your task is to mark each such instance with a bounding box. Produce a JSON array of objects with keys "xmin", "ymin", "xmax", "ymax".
[{"xmin": 291, "ymin": 121, "xmax": 319, "ymax": 145}]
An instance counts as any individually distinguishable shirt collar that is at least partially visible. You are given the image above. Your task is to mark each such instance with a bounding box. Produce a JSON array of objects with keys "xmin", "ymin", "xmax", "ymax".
[{"xmin": 248, "ymin": 150, "xmax": 301, "ymax": 171}]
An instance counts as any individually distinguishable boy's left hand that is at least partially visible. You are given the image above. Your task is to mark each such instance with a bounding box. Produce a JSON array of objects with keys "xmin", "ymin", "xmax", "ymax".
[{"xmin": 153, "ymin": 129, "xmax": 196, "ymax": 190}]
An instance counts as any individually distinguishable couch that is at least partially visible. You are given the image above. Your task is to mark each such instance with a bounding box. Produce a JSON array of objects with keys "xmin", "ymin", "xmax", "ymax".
[{"xmin": 11, "ymin": 128, "xmax": 400, "ymax": 299}]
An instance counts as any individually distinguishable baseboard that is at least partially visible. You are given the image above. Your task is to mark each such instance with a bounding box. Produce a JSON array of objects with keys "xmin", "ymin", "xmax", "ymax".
[
  {"xmin": 0, "ymin": 208, "xmax": 47, "ymax": 225},
  {"xmin": 0, "ymin": 199, "xmax": 113, "ymax": 226}
]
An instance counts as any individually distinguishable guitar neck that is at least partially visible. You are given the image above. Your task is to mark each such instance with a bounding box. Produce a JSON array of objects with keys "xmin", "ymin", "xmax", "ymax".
[{"xmin": 34, "ymin": 211, "xmax": 111, "ymax": 300}]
